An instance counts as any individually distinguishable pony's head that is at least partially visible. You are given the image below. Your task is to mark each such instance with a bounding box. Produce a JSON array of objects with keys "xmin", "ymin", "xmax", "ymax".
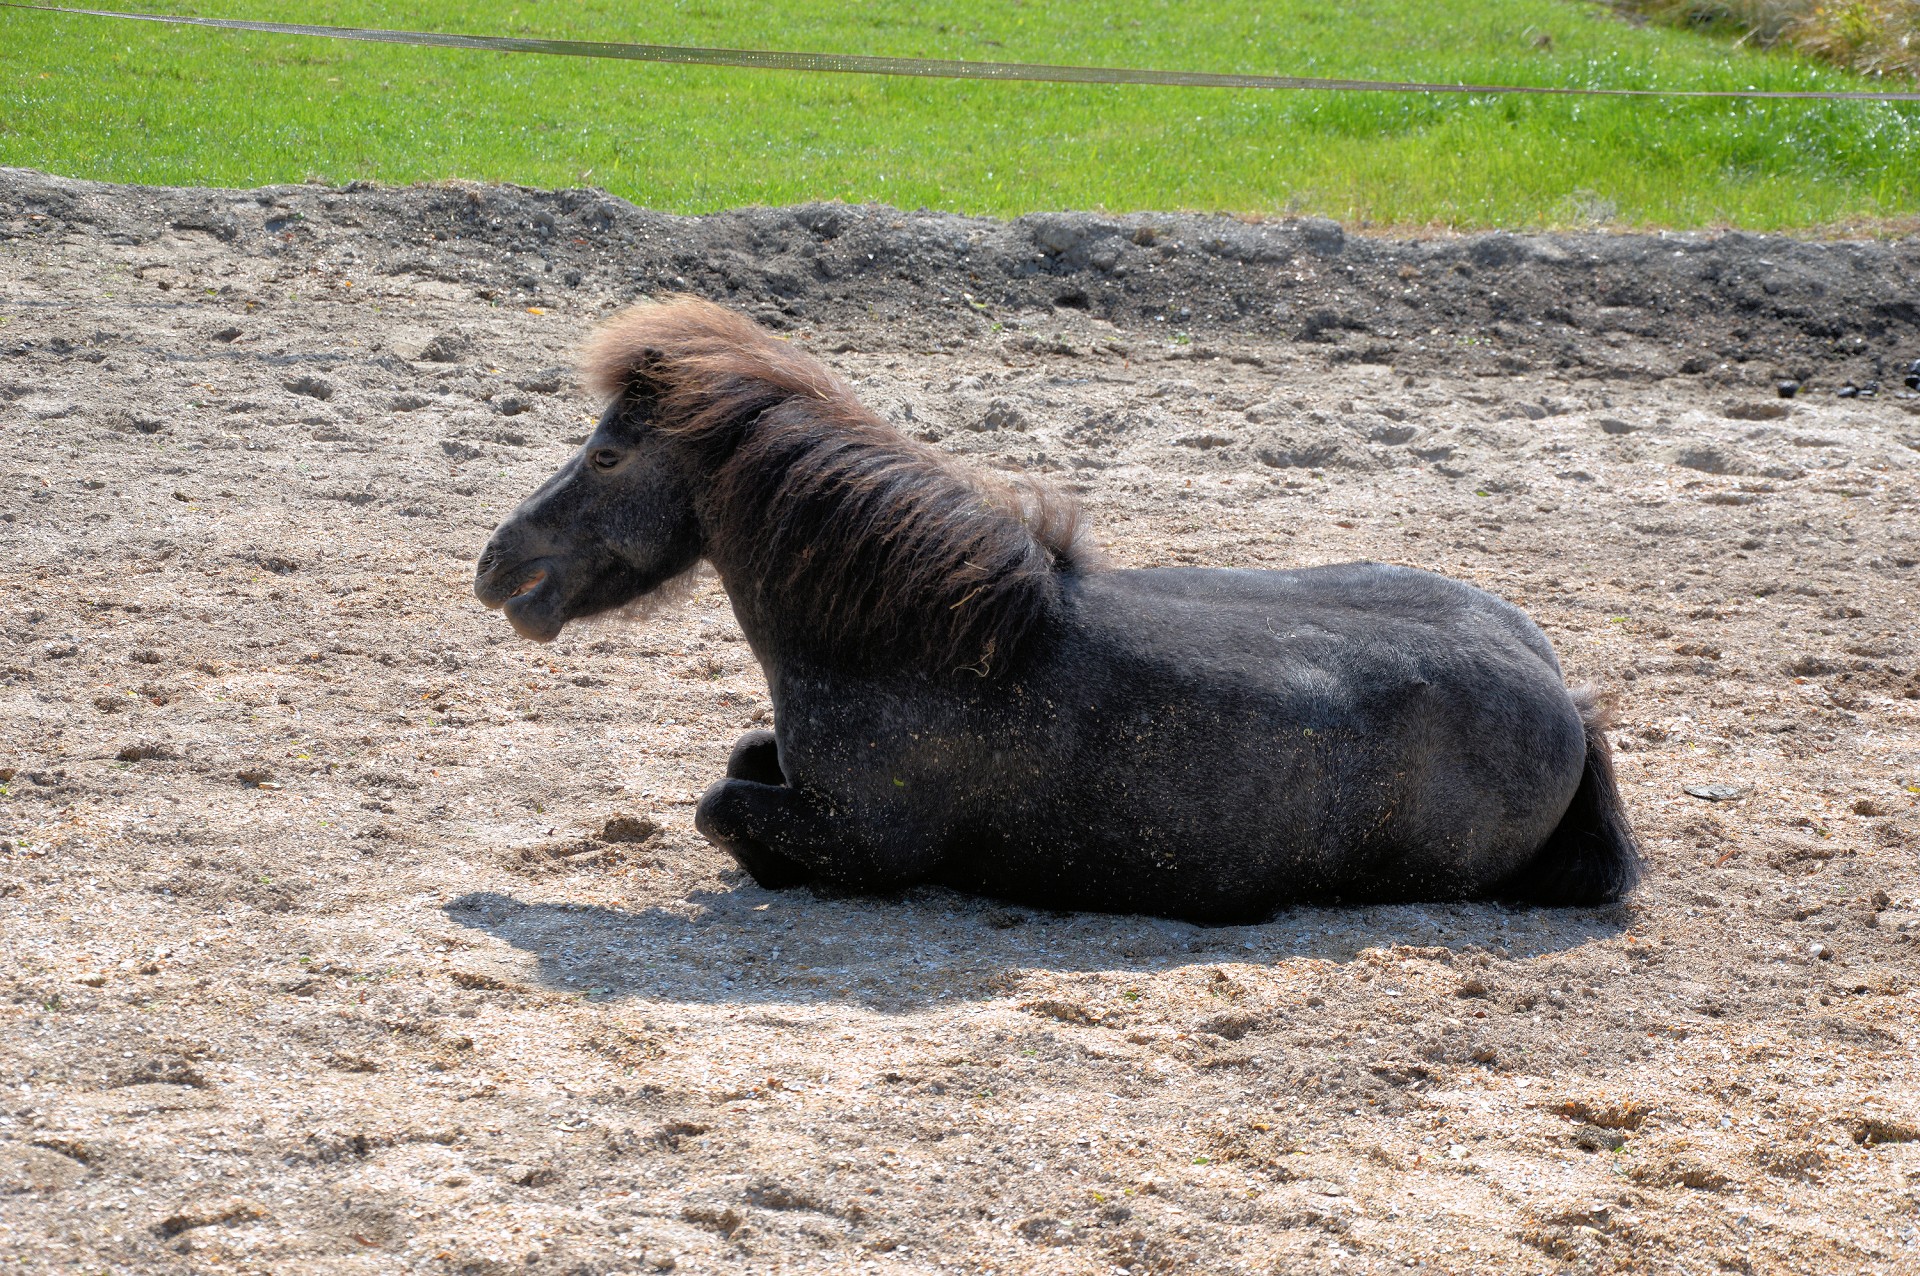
[
  {"xmin": 474, "ymin": 383, "xmax": 702, "ymax": 643},
  {"xmin": 474, "ymin": 297, "xmax": 814, "ymax": 642}
]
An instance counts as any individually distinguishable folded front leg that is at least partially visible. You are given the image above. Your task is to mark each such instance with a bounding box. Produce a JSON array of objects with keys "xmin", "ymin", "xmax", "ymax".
[
  {"xmin": 698, "ymin": 730, "xmax": 810, "ymax": 890},
  {"xmin": 725, "ymin": 728, "xmax": 783, "ymax": 785},
  {"xmin": 694, "ymin": 775, "xmax": 938, "ymax": 893}
]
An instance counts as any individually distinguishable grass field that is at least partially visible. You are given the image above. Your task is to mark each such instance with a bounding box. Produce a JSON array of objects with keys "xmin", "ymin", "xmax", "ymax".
[{"xmin": 3, "ymin": 0, "xmax": 1917, "ymax": 228}]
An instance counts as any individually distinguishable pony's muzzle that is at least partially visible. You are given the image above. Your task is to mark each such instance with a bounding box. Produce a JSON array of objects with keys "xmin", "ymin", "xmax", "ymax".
[
  {"xmin": 475, "ymin": 549, "xmax": 568, "ymax": 642},
  {"xmin": 503, "ymin": 569, "xmax": 565, "ymax": 642},
  {"xmin": 474, "ymin": 555, "xmax": 546, "ymax": 608}
]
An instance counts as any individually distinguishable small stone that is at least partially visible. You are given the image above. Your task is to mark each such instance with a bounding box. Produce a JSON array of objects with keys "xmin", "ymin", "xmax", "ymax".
[
  {"xmin": 1685, "ymin": 782, "xmax": 1747, "ymax": 802},
  {"xmin": 1837, "ymin": 384, "xmax": 1858, "ymax": 399},
  {"xmin": 1777, "ymin": 380, "xmax": 1800, "ymax": 399},
  {"xmin": 1573, "ymin": 1129, "xmax": 1628, "ymax": 1153},
  {"xmin": 1723, "ymin": 402, "xmax": 1791, "ymax": 421},
  {"xmin": 419, "ymin": 333, "xmax": 472, "ymax": 363},
  {"xmin": 600, "ymin": 814, "xmax": 660, "ymax": 844},
  {"xmin": 1296, "ymin": 216, "xmax": 1346, "ymax": 255},
  {"xmin": 1598, "ymin": 418, "xmax": 1634, "ymax": 435},
  {"xmin": 976, "ymin": 398, "xmax": 1028, "ymax": 432},
  {"xmin": 75, "ymin": 972, "xmax": 107, "ymax": 987},
  {"xmin": 236, "ymin": 768, "xmax": 275, "ymax": 787},
  {"xmin": 283, "ymin": 375, "xmax": 333, "ymax": 401},
  {"xmin": 1905, "ymin": 360, "xmax": 1920, "ymax": 391},
  {"xmin": 1032, "ymin": 219, "xmax": 1084, "ymax": 255},
  {"xmin": 509, "ymin": 1163, "xmax": 563, "ymax": 1188},
  {"xmin": 1671, "ymin": 444, "xmax": 1747, "ymax": 475}
]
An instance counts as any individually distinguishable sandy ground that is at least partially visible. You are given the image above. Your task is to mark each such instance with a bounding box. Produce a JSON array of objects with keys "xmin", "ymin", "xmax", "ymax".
[{"xmin": 2, "ymin": 169, "xmax": 1919, "ymax": 1274}]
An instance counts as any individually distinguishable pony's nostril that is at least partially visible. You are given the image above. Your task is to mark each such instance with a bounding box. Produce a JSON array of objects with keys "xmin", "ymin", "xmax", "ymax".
[{"xmin": 478, "ymin": 549, "xmax": 499, "ymax": 573}]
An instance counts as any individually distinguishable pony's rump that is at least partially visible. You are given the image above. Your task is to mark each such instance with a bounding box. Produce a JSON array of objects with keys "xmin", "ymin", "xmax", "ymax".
[{"xmin": 1503, "ymin": 685, "xmax": 1643, "ymax": 905}]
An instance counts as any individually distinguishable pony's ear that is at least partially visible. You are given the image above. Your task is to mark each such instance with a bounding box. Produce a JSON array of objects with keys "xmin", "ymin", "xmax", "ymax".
[
  {"xmin": 592, "ymin": 346, "xmax": 665, "ymax": 400},
  {"xmin": 583, "ymin": 310, "xmax": 670, "ymax": 399},
  {"xmin": 621, "ymin": 347, "xmax": 667, "ymax": 395}
]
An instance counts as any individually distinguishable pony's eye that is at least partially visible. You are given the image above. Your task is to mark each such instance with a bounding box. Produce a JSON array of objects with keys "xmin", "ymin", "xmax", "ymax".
[{"xmin": 589, "ymin": 448, "xmax": 621, "ymax": 471}]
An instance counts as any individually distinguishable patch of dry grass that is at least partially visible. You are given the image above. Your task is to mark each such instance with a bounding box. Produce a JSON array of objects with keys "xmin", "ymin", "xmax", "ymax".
[{"xmin": 1612, "ymin": 0, "xmax": 1920, "ymax": 80}]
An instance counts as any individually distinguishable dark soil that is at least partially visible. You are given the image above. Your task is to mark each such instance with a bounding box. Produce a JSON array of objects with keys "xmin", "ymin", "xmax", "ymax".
[{"xmin": 11, "ymin": 166, "xmax": 1919, "ymax": 386}]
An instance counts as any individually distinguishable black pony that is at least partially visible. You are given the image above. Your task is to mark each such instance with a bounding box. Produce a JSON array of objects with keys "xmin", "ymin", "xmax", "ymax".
[{"xmin": 475, "ymin": 299, "xmax": 1640, "ymax": 923}]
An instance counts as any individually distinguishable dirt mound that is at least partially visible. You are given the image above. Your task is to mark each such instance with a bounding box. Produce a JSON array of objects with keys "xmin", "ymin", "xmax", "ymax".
[
  {"xmin": 2, "ymin": 168, "xmax": 1918, "ymax": 1273},
  {"xmin": 10, "ymin": 167, "xmax": 1918, "ymax": 386}
]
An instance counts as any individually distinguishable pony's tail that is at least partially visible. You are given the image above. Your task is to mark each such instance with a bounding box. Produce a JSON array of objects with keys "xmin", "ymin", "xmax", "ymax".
[{"xmin": 1507, "ymin": 685, "xmax": 1643, "ymax": 906}]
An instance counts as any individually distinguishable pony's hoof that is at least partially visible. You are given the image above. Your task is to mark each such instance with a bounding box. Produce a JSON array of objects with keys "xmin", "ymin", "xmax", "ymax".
[{"xmin": 731, "ymin": 842, "xmax": 813, "ymax": 890}]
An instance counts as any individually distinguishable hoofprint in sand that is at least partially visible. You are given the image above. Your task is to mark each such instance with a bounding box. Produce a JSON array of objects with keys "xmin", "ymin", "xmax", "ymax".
[{"xmin": 1, "ymin": 170, "xmax": 1917, "ymax": 1273}]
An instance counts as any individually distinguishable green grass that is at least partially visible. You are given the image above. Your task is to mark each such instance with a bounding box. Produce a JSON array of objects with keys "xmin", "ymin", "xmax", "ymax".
[{"xmin": 2, "ymin": 0, "xmax": 1917, "ymax": 228}]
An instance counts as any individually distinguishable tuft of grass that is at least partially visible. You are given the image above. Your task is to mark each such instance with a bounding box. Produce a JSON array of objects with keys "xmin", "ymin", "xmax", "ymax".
[
  {"xmin": 0, "ymin": 0, "xmax": 1915, "ymax": 228},
  {"xmin": 1610, "ymin": 0, "xmax": 1920, "ymax": 82}
]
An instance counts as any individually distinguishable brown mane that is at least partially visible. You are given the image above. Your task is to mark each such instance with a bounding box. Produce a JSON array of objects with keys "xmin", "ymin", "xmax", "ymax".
[{"xmin": 585, "ymin": 297, "xmax": 1095, "ymax": 674}]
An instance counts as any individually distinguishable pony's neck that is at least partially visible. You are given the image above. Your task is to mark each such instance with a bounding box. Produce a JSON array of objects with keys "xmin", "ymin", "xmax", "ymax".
[{"xmin": 685, "ymin": 405, "xmax": 1083, "ymax": 679}]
